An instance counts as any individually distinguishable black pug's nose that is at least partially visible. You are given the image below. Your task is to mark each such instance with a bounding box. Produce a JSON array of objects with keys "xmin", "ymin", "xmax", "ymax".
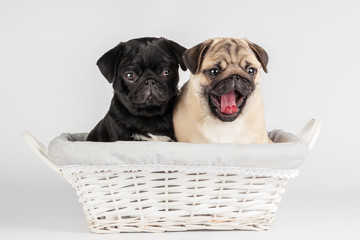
[
  {"xmin": 131, "ymin": 78, "xmax": 168, "ymax": 107},
  {"xmin": 229, "ymin": 75, "xmax": 241, "ymax": 80},
  {"xmin": 145, "ymin": 79, "xmax": 156, "ymax": 86}
]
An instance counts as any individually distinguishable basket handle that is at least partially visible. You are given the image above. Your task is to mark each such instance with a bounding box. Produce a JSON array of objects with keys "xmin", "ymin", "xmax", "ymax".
[
  {"xmin": 21, "ymin": 131, "xmax": 60, "ymax": 174},
  {"xmin": 297, "ymin": 119, "xmax": 321, "ymax": 150}
]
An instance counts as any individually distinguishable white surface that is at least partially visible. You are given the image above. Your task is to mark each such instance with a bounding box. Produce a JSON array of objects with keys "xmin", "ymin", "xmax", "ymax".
[{"xmin": 1, "ymin": 0, "xmax": 360, "ymax": 239}]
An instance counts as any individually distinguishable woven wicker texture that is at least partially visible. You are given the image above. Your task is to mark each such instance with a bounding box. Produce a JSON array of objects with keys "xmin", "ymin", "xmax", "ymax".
[
  {"xmin": 63, "ymin": 169, "xmax": 287, "ymax": 233},
  {"xmin": 22, "ymin": 119, "xmax": 321, "ymax": 233}
]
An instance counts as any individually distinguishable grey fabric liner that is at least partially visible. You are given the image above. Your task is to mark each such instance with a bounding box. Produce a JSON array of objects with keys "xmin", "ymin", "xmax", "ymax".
[{"xmin": 48, "ymin": 130, "xmax": 309, "ymax": 170}]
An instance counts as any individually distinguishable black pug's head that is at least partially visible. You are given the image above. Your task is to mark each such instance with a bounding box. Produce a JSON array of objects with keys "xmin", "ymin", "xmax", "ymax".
[{"xmin": 97, "ymin": 37, "xmax": 187, "ymax": 117}]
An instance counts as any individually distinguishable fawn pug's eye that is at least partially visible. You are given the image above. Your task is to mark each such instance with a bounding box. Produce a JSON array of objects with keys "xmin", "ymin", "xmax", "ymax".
[
  {"xmin": 208, "ymin": 68, "xmax": 220, "ymax": 76},
  {"xmin": 247, "ymin": 67, "xmax": 256, "ymax": 76}
]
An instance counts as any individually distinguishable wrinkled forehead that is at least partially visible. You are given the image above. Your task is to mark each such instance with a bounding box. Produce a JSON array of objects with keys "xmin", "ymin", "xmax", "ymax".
[
  {"xmin": 120, "ymin": 42, "xmax": 176, "ymax": 68},
  {"xmin": 203, "ymin": 38, "xmax": 259, "ymax": 68}
]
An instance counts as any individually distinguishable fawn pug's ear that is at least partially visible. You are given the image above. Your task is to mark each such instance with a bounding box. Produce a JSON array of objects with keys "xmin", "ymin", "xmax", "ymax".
[
  {"xmin": 182, "ymin": 39, "xmax": 214, "ymax": 75},
  {"xmin": 96, "ymin": 43, "xmax": 125, "ymax": 83},
  {"xmin": 247, "ymin": 41, "xmax": 269, "ymax": 73}
]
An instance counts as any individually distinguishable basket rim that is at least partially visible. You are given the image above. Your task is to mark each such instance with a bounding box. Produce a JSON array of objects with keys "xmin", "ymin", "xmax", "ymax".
[
  {"xmin": 49, "ymin": 129, "xmax": 309, "ymax": 170},
  {"xmin": 59, "ymin": 164, "xmax": 299, "ymax": 178}
]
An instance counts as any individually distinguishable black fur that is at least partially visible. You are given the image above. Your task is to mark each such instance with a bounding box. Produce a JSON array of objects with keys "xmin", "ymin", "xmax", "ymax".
[{"xmin": 87, "ymin": 37, "xmax": 186, "ymax": 142}]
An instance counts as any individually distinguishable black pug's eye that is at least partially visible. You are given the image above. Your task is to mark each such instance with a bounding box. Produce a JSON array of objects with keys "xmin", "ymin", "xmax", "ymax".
[
  {"xmin": 247, "ymin": 67, "xmax": 256, "ymax": 76},
  {"xmin": 161, "ymin": 68, "xmax": 170, "ymax": 77},
  {"xmin": 124, "ymin": 71, "xmax": 137, "ymax": 81},
  {"xmin": 208, "ymin": 68, "xmax": 220, "ymax": 77}
]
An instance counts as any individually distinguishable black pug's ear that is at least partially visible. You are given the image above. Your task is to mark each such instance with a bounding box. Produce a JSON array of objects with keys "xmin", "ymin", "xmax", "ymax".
[
  {"xmin": 96, "ymin": 43, "xmax": 125, "ymax": 83},
  {"xmin": 164, "ymin": 39, "xmax": 187, "ymax": 71},
  {"xmin": 183, "ymin": 39, "xmax": 213, "ymax": 75},
  {"xmin": 247, "ymin": 41, "xmax": 269, "ymax": 73}
]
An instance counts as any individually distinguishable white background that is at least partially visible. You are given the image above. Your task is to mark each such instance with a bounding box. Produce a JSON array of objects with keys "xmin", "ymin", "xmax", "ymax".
[{"xmin": 1, "ymin": 0, "xmax": 359, "ymax": 239}]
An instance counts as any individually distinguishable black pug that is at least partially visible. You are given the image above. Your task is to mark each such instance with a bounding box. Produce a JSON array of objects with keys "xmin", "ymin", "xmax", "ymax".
[{"xmin": 87, "ymin": 37, "xmax": 187, "ymax": 142}]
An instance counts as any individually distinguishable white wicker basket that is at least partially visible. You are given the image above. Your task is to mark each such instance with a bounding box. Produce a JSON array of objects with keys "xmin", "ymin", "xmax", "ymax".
[{"xmin": 22, "ymin": 119, "xmax": 321, "ymax": 233}]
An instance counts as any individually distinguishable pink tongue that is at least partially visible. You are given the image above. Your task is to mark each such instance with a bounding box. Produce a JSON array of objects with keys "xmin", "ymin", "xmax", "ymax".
[{"xmin": 220, "ymin": 91, "xmax": 238, "ymax": 114}]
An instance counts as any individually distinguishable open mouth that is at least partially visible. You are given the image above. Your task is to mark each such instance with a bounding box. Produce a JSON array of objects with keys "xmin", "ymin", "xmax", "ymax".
[{"xmin": 209, "ymin": 90, "xmax": 247, "ymax": 122}]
